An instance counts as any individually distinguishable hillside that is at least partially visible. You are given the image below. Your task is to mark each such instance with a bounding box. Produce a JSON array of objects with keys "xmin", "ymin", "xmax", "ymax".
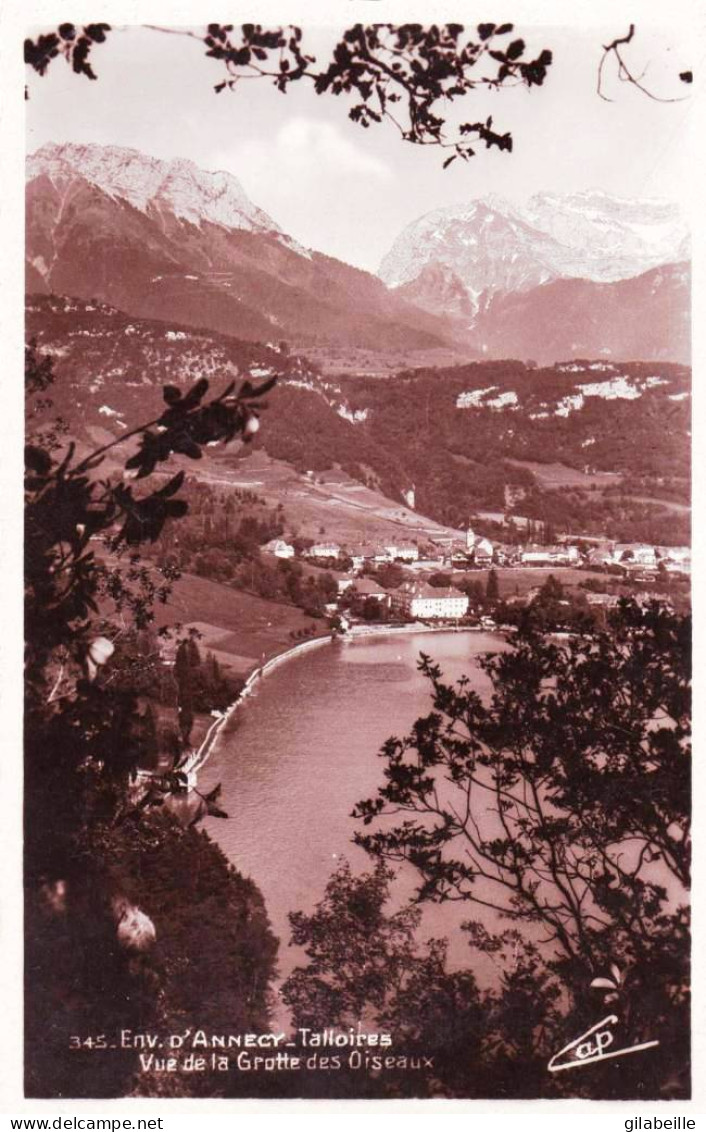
[
  {"xmin": 470, "ymin": 263, "xmax": 690, "ymax": 365},
  {"xmin": 27, "ymin": 295, "xmax": 690, "ymax": 545},
  {"xmin": 26, "ymin": 292, "xmax": 312, "ymax": 436}
]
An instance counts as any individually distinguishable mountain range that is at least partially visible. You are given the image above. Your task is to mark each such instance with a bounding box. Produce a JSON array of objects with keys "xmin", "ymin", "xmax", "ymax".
[
  {"xmin": 25, "ymin": 142, "xmax": 690, "ymax": 364},
  {"xmin": 381, "ymin": 191, "xmax": 690, "ymax": 363}
]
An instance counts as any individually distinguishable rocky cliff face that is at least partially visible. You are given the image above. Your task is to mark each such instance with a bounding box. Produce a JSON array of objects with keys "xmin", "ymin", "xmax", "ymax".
[{"xmin": 396, "ymin": 262, "xmax": 477, "ymax": 320}]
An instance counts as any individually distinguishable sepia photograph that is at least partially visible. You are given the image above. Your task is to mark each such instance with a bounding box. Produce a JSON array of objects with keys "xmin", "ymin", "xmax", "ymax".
[{"xmin": 20, "ymin": 5, "xmax": 694, "ymax": 1104}]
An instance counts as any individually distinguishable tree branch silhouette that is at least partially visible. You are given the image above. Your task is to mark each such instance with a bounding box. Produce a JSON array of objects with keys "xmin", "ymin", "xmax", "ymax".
[
  {"xmin": 598, "ymin": 24, "xmax": 690, "ymax": 103},
  {"xmin": 25, "ymin": 21, "xmax": 554, "ymax": 166}
]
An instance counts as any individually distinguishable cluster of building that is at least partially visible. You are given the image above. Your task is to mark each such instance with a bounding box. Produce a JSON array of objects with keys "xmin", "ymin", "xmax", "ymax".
[
  {"xmin": 267, "ymin": 530, "xmax": 690, "ymax": 578},
  {"xmin": 514, "ymin": 541, "xmax": 690, "ymax": 576},
  {"xmin": 263, "ymin": 527, "xmax": 690, "ymax": 624},
  {"xmin": 308, "ymin": 539, "xmax": 422, "ymax": 567}
]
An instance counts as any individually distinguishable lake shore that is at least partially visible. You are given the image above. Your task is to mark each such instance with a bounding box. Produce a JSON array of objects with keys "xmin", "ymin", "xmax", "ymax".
[
  {"xmin": 183, "ymin": 631, "xmax": 335, "ymax": 783},
  {"xmin": 186, "ymin": 621, "xmax": 496, "ymax": 781}
]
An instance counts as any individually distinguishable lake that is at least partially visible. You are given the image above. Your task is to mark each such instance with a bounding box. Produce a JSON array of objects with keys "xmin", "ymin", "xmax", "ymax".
[{"xmin": 198, "ymin": 629, "xmax": 511, "ymax": 1017}]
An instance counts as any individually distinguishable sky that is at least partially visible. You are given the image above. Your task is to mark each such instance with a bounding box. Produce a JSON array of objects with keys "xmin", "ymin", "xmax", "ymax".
[{"xmin": 25, "ymin": 21, "xmax": 699, "ymax": 272}]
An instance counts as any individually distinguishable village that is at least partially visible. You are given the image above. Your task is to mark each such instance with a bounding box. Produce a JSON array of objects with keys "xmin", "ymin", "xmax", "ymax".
[{"xmin": 263, "ymin": 527, "xmax": 691, "ymax": 628}]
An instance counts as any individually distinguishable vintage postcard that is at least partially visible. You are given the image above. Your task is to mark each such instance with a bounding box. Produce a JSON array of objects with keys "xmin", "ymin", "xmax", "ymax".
[{"xmin": 5, "ymin": 0, "xmax": 703, "ymax": 1113}]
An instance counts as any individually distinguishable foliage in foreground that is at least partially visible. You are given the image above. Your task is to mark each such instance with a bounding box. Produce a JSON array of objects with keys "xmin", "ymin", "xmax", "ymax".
[
  {"xmin": 282, "ymin": 860, "xmax": 562, "ymax": 1099},
  {"xmin": 349, "ymin": 601, "xmax": 690, "ymax": 1098},
  {"xmin": 25, "ymin": 813, "xmax": 278, "ymax": 1098},
  {"xmin": 24, "ymin": 346, "xmax": 281, "ymax": 1097},
  {"xmin": 25, "ymin": 22, "xmax": 553, "ymax": 167}
]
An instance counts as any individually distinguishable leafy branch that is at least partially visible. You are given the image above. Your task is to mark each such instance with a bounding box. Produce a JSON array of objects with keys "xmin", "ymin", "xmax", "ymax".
[
  {"xmin": 24, "ymin": 22, "xmax": 111, "ymax": 93},
  {"xmin": 25, "ymin": 21, "xmax": 554, "ymax": 165},
  {"xmin": 25, "ymin": 363, "xmax": 276, "ymax": 700}
]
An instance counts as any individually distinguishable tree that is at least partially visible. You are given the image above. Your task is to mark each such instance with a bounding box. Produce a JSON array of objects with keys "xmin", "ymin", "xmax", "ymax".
[
  {"xmin": 222, "ymin": 494, "xmax": 238, "ymax": 543},
  {"xmin": 282, "ymin": 860, "xmax": 488, "ymax": 1096},
  {"xmin": 485, "ymin": 567, "xmax": 500, "ymax": 602},
  {"xmin": 24, "ymin": 346, "xmax": 282, "ymax": 1097},
  {"xmin": 530, "ymin": 571, "xmax": 564, "ymax": 616},
  {"xmin": 598, "ymin": 24, "xmax": 692, "ymax": 104},
  {"xmin": 25, "ymin": 355, "xmax": 276, "ymax": 869},
  {"xmin": 174, "ymin": 639, "xmax": 198, "ymax": 745},
  {"xmin": 284, "ymin": 860, "xmax": 437, "ymax": 1029},
  {"xmin": 361, "ymin": 596, "xmax": 386, "ymax": 622},
  {"xmin": 353, "ymin": 600, "xmax": 690, "ymax": 1096},
  {"xmin": 140, "ymin": 702, "xmax": 159, "ymax": 770},
  {"xmin": 369, "ymin": 561, "xmax": 406, "ymax": 590},
  {"xmin": 28, "ymin": 22, "xmax": 692, "ymax": 159},
  {"xmin": 26, "ymin": 809, "xmax": 278, "ymax": 1098},
  {"xmin": 428, "ymin": 571, "xmax": 453, "ymax": 588},
  {"xmin": 282, "ymin": 860, "xmax": 565, "ymax": 1098},
  {"xmin": 22, "ymin": 15, "xmax": 693, "ymax": 1100},
  {"xmin": 317, "ymin": 571, "xmax": 338, "ymax": 603},
  {"xmin": 459, "ymin": 577, "xmax": 485, "ymax": 606}
]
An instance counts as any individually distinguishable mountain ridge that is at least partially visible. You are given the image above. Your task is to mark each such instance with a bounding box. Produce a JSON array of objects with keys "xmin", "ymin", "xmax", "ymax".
[
  {"xmin": 27, "ymin": 141, "xmax": 304, "ymax": 249},
  {"xmin": 26, "ymin": 142, "xmax": 461, "ymax": 353},
  {"xmin": 474, "ymin": 262, "xmax": 690, "ymax": 365}
]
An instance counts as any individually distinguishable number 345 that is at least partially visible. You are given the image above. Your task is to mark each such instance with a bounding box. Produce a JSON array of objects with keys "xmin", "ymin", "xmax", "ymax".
[{"xmin": 69, "ymin": 1035, "xmax": 108, "ymax": 1050}]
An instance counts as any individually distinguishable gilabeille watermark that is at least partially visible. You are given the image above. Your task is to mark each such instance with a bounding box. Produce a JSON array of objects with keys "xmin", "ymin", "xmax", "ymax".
[{"xmin": 624, "ymin": 1121, "xmax": 695, "ymax": 1131}]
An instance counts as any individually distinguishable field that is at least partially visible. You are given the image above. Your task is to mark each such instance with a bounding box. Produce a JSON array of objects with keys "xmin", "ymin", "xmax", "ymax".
[
  {"xmin": 505, "ymin": 459, "xmax": 623, "ymax": 490},
  {"xmin": 195, "ymin": 448, "xmax": 461, "ymax": 546},
  {"xmin": 294, "ymin": 343, "xmax": 472, "ymax": 378},
  {"xmin": 462, "ymin": 566, "xmax": 610, "ymax": 599},
  {"xmin": 151, "ymin": 570, "xmax": 321, "ymax": 676},
  {"xmin": 625, "ymin": 495, "xmax": 690, "ymax": 515}
]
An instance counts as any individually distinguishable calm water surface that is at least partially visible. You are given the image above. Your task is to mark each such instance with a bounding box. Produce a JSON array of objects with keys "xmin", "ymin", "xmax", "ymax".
[{"xmin": 199, "ymin": 630, "xmax": 510, "ymax": 1007}]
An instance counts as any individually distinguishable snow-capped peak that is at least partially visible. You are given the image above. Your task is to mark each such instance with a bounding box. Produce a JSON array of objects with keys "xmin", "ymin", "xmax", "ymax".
[
  {"xmin": 378, "ymin": 190, "xmax": 689, "ymax": 303},
  {"xmin": 27, "ymin": 142, "xmax": 308, "ymax": 252}
]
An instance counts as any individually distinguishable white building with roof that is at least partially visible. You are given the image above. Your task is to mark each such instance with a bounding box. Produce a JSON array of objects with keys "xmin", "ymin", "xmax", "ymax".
[
  {"xmin": 472, "ymin": 537, "xmax": 494, "ymax": 564},
  {"xmin": 612, "ymin": 544, "xmax": 658, "ymax": 568},
  {"xmin": 353, "ymin": 578, "xmax": 391, "ymax": 605},
  {"xmin": 398, "ymin": 583, "xmax": 469, "ymax": 620},
  {"xmin": 660, "ymin": 546, "xmax": 690, "ymax": 565},
  {"xmin": 383, "ymin": 542, "xmax": 419, "ymax": 562},
  {"xmin": 307, "ymin": 542, "xmax": 342, "ymax": 560},
  {"xmin": 521, "ymin": 545, "xmax": 579, "ymax": 566},
  {"xmin": 265, "ymin": 538, "xmax": 295, "ymax": 559}
]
